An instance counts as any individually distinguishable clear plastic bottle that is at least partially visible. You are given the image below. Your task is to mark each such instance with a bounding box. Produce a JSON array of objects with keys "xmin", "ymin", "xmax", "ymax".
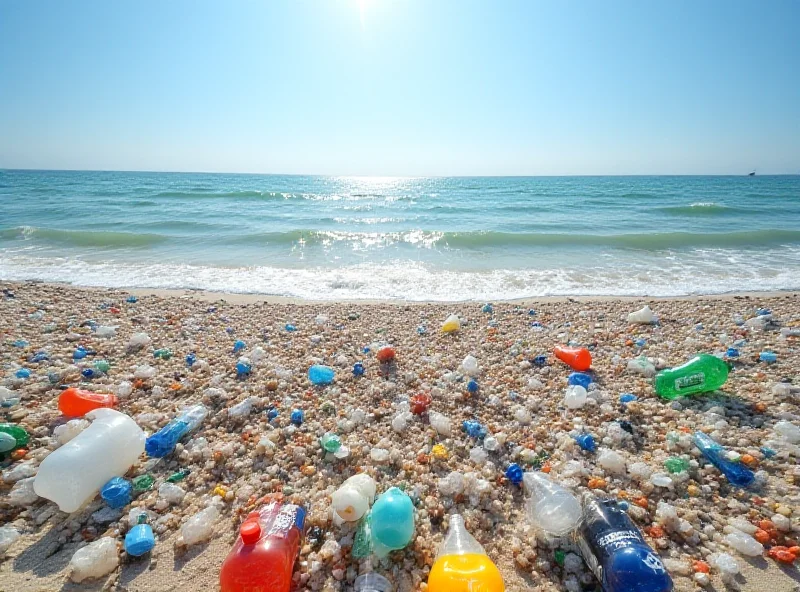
[
  {"xmin": 354, "ymin": 573, "xmax": 392, "ymax": 592},
  {"xmin": 523, "ymin": 472, "xmax": 582, "ymax": 536},
  {"xmin": 145, "ymin": 404, "xmax": 208, "ymax": 457},
  {"xmin": 34, "ymin": 409, "xmax": 145, "ymax": 513},
  {"xmin": 427, "ymin": 514, "xmax": 505, "ymax": 592}
]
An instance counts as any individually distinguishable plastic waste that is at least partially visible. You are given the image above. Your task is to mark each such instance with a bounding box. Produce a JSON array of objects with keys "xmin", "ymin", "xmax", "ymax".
[
  {"xmin": 125, "ymin": 514, "xmax": 155, "ymax": 557},
  {"xmin": 693, "ymin": 432, "xmax": 754, "ymax": 488},
  {"xmin": 73, "ymin": 346, "xmax": 88, "ymax": 360},
  {"xmin": 100, "ymin": 476, "xmax": 132, "ymax": 509},
  {"xmin": 575, "ymin": 433, "xmax": 596, "ymax": 452},
  {"xmin": 369, "ymin": 487, "xmax": 415, "ymax": 557},
  {"xmin": 15, "ymin": 368, "xmax": 30, "ymax": 379},
  {"xmin": 309, "ymin": 365, "xmax": 335, "ymax": 385},
  {"xmin": 568, "ymin": 372, "xmax": 592, "ymax": 389},
  {"xmin": 523, "ymin": 472, "xmax": 581, "ymax": 536},
  {"xmin": 429, "ymin": 411, "xmax": 452, "ymax": 436},
  {"xmin": 759, "ymin": 351, "xmax": 777, "ymax": 363},
  {"xmin": 576, "ymin": 495, "xmax": 673, "ymax": 592},
  {"xmin": 654, "ymin": 354, "xmax": 729, "ymax": 399},
  {"xmin": 441, "ymin": 314, "xmax": 461, "ymax": 333},
  {"xmin": 410, "ymin": 392, "xmax": 432, "ymax": 414},
  {"xmin": 505, "ymin": 463, "xmax": 523, "ymax": 485},
  {"xmin": 320, "ymin": 432, "xmax": 342, "ymax": 453},
  {"xmin": 185, "ymin": 353, "xmax": 197, "ymax": 367},
  {"xmin": 724, "ymin": 529, "xmax": 764, "ymax": 556},
  {"xmin": 461, "ymin": 355, "xmax": 480, "ymax": 376},
  {"xmin": 554, "ymin": 346, "xmax": 592, "ymax": 371},
  {"xmin": 232, "ymin": 340, "xmax": 246, "ymax": 354},
  {"xmin": 235, "ymin": 357, "xmax": 252, "ymax": 376},
  {"xmin": 0, "ymin": 423, "xmax": 29, "ymax": 452},
  {"xmin": 153, "ymin": 347, "xmax": 172, "ymax": 360},
  {"xmin": 58, "ymin": 388, "xmax": 118, "ymax": 417},
  {"xmin": 354, "ymin": 573, "xmax": 392, "ymax": 592},
  {"xmin": 95, "ymin": 325, "xmax": 117, "ymax": 338},
  {"xmin": 145, "ymin": 404, "xmax": 208, "ymax": 458},
  {"xmin": 69, "ymin": 536, "xmax": 119, "ymax": 583},
  {"xmin": 332, "ymin": 473, "xmax": 376, "ymax": 522},
  {"xmin": 352, "ymin": 362, "xmax": 365, "ymax": 376},
  {"xmin": 34, "ymin": 409, "xmax": 145, "ymax": 513},
  {"xmin": 128, "ymin": 332, "xmax": 151, "ymax": 349},
  {"xmin": 774, "ymin": 421, "xmax": 800, "ymax": 444},
  {"xmin": 628, "ymin": 305, "xmax": 656, "ymax": 324},
  {"xmin": 0, "ymin": 526, "xmax": 21, "ymax": 556},
  {"xmin": 466, "ymin": 379, "xmax": 479, "ymax": 393},
  {"xmin": 564, "ymin": 384, "xmax": 588, "ymax": 409},
  {"xmin": 219, "ymin": 502, "xmax": 305, "ymax": 592},
  {"xmin": 182, "ymin": 504, "xmax": 220, "ymax": 546},
  {"xmin": 290, "ymin": 409, "xmax": 304, "ymax": 426},
  {"xmin": 427, "ymin": 514, "xmax": 505, "ymax": 592},
  {"xmin": 376, "ymin": 346, "xmax": 396, "ymax": 363}
]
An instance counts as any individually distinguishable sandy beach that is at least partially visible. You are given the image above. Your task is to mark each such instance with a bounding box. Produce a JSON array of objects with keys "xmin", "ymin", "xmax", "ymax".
[{"xmin": 1, "ymin": 281, "xmax": 799, "ymax": 592}]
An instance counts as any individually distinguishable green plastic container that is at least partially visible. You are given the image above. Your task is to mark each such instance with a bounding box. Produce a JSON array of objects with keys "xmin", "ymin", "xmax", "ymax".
[{"xmin": 654, "ymin": 354, "xmax": 729, "ymax": 400}]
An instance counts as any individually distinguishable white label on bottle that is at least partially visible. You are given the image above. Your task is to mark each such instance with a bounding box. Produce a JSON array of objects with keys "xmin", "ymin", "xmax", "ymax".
[{"xmin": 675, "ymin": 372, "xmax": 704, "ymax": 390}]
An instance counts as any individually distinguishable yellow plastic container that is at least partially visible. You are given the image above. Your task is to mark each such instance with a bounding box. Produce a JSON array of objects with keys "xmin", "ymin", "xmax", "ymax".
[{"xmin": 427, "ymin": 515, "xmax": 505, "ymax": 592}]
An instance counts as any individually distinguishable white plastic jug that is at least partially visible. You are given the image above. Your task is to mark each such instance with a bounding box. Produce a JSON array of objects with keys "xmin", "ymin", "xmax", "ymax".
[
  {"xmin": 34, "ymin": 408, "xmax": 145, "ymax": 512},
  {"xmin": 332, "ymin": 473, "xmax": 376, "ymax": 522}
]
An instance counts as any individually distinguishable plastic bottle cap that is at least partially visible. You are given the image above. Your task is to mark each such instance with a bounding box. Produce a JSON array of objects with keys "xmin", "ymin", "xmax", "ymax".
[{"xmin": 240, "ymin": 520, "xmax": 261, "ymax": 544}]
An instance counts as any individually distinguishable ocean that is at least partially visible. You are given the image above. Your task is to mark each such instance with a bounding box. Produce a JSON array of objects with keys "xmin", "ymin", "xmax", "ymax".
[{"xmin": 1, "ymin": 170, "xmax": 799, "ymax": 301}]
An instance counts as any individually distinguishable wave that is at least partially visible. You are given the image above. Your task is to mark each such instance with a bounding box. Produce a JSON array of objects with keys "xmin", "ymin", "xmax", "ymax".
[
  {"xmin": 658, "ymin": 202, "xmax": 741, "ymax": 216},
  {"xmin": 154, "ymin": 190, "xmax": 295, "ymax": 199},
  {"xmin": 0, "ymin": 226, "xmax": 167, "ymax": 248}
]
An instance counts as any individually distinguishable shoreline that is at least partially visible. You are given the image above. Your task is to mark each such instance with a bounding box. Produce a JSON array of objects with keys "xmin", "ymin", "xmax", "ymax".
[{"xmin": 5, "ymin": 280, "xmax": 799, "ymax": 306}]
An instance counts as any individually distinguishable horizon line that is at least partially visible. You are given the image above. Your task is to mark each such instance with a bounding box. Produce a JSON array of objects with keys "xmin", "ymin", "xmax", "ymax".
[{"xmin": 2, "ymin": 167, "xmax": 798, "ymax": 178}]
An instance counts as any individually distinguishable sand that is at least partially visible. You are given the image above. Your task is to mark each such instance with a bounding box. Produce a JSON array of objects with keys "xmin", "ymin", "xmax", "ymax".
[{"xmin": 1, "ymin": 281, "xmax": 799, "ymax": 592}]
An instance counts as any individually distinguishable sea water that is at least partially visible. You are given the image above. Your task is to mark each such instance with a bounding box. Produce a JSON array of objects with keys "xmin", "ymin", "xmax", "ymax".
[{"xmin": 1, "ymin": 170, "xmax": 799, "ymax": 300}]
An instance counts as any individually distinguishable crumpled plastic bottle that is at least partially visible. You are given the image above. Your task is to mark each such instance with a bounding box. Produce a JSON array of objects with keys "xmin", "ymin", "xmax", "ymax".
[
  {"xmin": 332, "ymin": 474, "xmax": 376, "ymax": 523},
  {"xmin": 523, "ymin": 472, "xmax": 581, "ymax": 536},
  {"xmin": 146, "ymin": 404, "xmax": 208, "ymax": 458}
]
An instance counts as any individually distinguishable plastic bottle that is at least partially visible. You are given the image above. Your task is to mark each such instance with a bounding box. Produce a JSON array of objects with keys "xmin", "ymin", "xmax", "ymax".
[
  {"xmin": 628, "ymin": 306, "xmax": 656, "ymax": 324},
  {"xmin": 523, "ymin": 472, "xmax": 582, "ymax": 536},
  {"xmin": 0, "ymin": 423, "xmax": 29, "ymax": 452},
  {"xmin": 58, "ymin": 388, "xmax": 118, "ymax": 417},
  {"xmin": 145, "ymin": 404, "xmax": 208, "ymax": 458},
  {"xmin": 554, "ymin": 346, "xmax": 592, "ymax": 371},
  {"xmin": 100, "ymin": 476, "xmax": 132, "ymax": 509},
  {"xmin": 308, "ymin": 365, "xmax": 335, "ymax": 385},
  {"xmin": 332, "ymin": 474, "xmax": 377, "ymax": 522},
  {"xmin": 370, "ymin": 487, "xmax": 415, "ymax": 557},
  {"xmin": 219, "ymin": 501, "xmax": 306, "ymax": 592},
  {"xmin": 427, "ymin": 514, "xmax": 505, "ymax": 592},
  {"xmin": 34, "ymin": 409, "xmax": 145, "ymax": 513},
  {"xmin": 654, "ymin": 354, "xmax": 729, "ymax": 399},
  {"xmin": 354, "ymin": 573, "xmax": 392, "ymax": 592},
  {"xmin": 576, "ymin": 495, "xmax": 673, "ymax": 592},
  {"xmin": 693, "ymin": 432, "xmax": 754, "ymax": 488},
  {"xmin": 125, "ymin": 514, "xmax": 155, "ymax": 557}
]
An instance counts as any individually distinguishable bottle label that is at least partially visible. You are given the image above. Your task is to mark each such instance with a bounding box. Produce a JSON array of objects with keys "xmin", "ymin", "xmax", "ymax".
[
  {"xmin": 266, "ymin": 504, "xmax": 304, "ymax": 538},
  {"xmin": 675, "ymin": 372, "xmax": 704, "ymax": 390}
]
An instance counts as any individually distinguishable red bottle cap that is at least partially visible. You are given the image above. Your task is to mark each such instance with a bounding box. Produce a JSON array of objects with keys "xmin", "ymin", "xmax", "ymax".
[{"xmin": 240, "ymin": 520, "xmax": 261, "ymax": 544}]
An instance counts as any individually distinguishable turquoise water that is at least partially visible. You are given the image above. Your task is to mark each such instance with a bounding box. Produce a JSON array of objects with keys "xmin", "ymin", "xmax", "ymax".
[{"xmin": 1, "ymin": 170, "xmax": 800, "ymax": 300}]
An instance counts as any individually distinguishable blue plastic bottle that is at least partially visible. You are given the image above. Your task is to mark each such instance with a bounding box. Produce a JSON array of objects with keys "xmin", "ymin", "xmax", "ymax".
[
  {"xmin": 568, "ymin": 372, "xmax": 592, "ymax": 389},
  {"xmin": 125, "ymin": 514, "xmax": 155, "ymax": 556},
  {"xmin": 576, "ymin": 495, "xmax": 673, "ymax": 592},
  {"xmin": 101, "ymin": 477, "xmax": 132, "ymax": 509},
  {"xmin": 693, "ymin": 432, "xmax": 754, "ymax": 488},
  {"xmin": 146, "ymin": 404, "xmax": 208, "ymax": 457}
]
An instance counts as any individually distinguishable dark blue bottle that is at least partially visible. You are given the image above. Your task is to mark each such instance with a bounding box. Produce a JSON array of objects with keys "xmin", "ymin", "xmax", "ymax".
[{"xmin": 576, "ymin": 496, "xmax": 673, "ymax": 592}]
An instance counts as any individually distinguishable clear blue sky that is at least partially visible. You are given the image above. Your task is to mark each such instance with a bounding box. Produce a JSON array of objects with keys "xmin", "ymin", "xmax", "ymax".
[{"xmin": 1, "ymin": 0, "xmax": 798, "ymax": 175}]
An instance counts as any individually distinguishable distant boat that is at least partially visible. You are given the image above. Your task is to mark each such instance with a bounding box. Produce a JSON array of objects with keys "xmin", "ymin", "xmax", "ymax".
[{"xmin": 748, "ymin": 170, "xmax": 756, "ymax": 176}]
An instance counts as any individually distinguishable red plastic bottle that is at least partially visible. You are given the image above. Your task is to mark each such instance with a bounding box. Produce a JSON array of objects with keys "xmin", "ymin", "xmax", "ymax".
[
  {"xmin": 553, "ymin": 346, "xmax": 592, "ymax": 371},
  {"xmin": 58, "ymin": 388, "xmax": 118, "ymax": 417},
  {"xmin": 219, "ymin": 502, "xmax": 306, "ymax": 592}
]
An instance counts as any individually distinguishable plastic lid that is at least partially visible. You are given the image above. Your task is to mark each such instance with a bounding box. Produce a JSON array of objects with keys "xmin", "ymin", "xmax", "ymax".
[{"xmin": 240, "ymin": 520, "xmax": 261, "ymax": 544}]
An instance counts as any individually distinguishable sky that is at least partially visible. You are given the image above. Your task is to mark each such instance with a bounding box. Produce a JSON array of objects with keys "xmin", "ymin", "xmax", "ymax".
[{"xmin": 1, "ymin": 0, "xmax": 798, "ymax": 176}]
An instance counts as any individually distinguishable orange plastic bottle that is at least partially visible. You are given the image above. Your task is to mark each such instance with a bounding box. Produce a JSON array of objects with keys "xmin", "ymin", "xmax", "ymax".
[
  {"xmin": 219, "ymin": 502, "xmax": 306, "ymax": 592},
  {"xmin": 553, "ymin": 346, "xmax": 592, "ymax": 372},
  {"xmin": 58, "ymin": 388, "xmax": 118, "ymax": 417}
]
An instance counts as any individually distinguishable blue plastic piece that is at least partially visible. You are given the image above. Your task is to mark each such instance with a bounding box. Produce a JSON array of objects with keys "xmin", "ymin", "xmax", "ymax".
[
  {"xmin": 235, "ymin": 360, "xmax": 252, "ymax": 376},
  {"xmin": 416, "ymin": 325, "xmax": 426, "ymax": 335},
  {"xmin": 233, "ymin": 340, "xmax": 246, "ymax": 354},
  {"xmin": 73, "ymin": 347, "xmax": 88, "ymax": 360},
  {"xmin": 126, "ymin": 295, "xmax": 138, "ymax": 303},
  {"xmin": 352, "ymin": 362, "xmax": 365, "ymax": 377},
  {"xmin": 81, "ymin": 368, "xmax": 95, "ymax": 379},
  {"xmin": 505, "ymin": 463, "xmax": 524, "ymax": 485},
  {"xmin": 693, "ymin": 432, "xmax": 755, "ymax": 488},
  {"xmin": 756, "ymin": 308, "xmax": 771, "ymax": 316},
  {"xmin": 29, "ymin": 351, "xmax": 49, "ymax": 363},
  {"xmin": 634, "ymin": 338, "xmax": 647, "ymax": 348},
  {"xmin": 531, "ymin": 321, "xmax": 542, "ymax": 328},
  {"xmin": 15, "ymin": 368, "xmax": 31, "ymax": 379},
  {"xmin": 575, "ymin": 433, "xmax": 596, "ymax": 452},
  {"xmin": 12, "ymin": 339, "xmax": 28, "ymax": 348},
  {"xmin": 533, "ymin": 354, "xmax": 547, "ymax": 366},
  {"xmin": 290, "ymin": 409, "xmax": 304, "ymax": 426},
  {"xmin": 101, "ymin": 477, "xmax": 132, "ymax": 509},
  {"xmin": 619, "ymin": 393, "xmax": 638, "ymax": 404},
  {"xmin": 760, "ymin": 447, "xmax": 776, "ymax": 459},
  {"xmin": 467, "ymin": 379, "xmax": 479, "ymax": 393},
  {"xmin": 225, "ymin": 327, "xmax": 234, "ymax": 334},
  {"xmin": 618, "ymin": 500, "xmax": 630, "ymax": 511},
  {"xmin": 482, "ymin": 303, "xmax": 493, "ymax": 313},
  {"xmin": 125, "ymin": 523, "xmax": 155, "ymax": 557},
  {"xmin": 725, "ymin": 347, "xmax": 739, "ymax": 358},
  {"xmin": 145, "ymin": 406, "xmax": 206, "ymax": 458},
  {"xmin": 185, "ymin": 353, "xmax": 196, "ymax": 367},
  {"xmin": 267, "ymin": 406, "xmax": 279, "ymax": 421},
  {"xmin": 285, "ymin": 324, "xmax": 297, "ymax": 332},
  {"xmin": 528, "ymin": 309, "xmax": 536, "ymax": 316},
  {"xmin": 309, "ymin": 365, "xmax": 335, "ymax": 385},
  {"xmin": 462, "ymin": 420, "xmax": 487, "ymax": 439},
  {"xmin": 568, "ymin": 372, "xmax": 592, "ymax": 389},
  {"xmin": 759, "ymin": 351, "xmax": 777, "ymax": 363}
]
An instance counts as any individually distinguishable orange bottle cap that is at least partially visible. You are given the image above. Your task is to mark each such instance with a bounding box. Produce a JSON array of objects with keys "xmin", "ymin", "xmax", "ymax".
[{"xmin": 240, "ymin": 520, "xmax": 261, "ymax": 544}]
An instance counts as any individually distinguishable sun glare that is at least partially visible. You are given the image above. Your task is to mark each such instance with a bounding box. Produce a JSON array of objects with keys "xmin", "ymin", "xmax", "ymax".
[{"xmin": 357, "ymin": 0, "xmax": 371, "ymax": 29}]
